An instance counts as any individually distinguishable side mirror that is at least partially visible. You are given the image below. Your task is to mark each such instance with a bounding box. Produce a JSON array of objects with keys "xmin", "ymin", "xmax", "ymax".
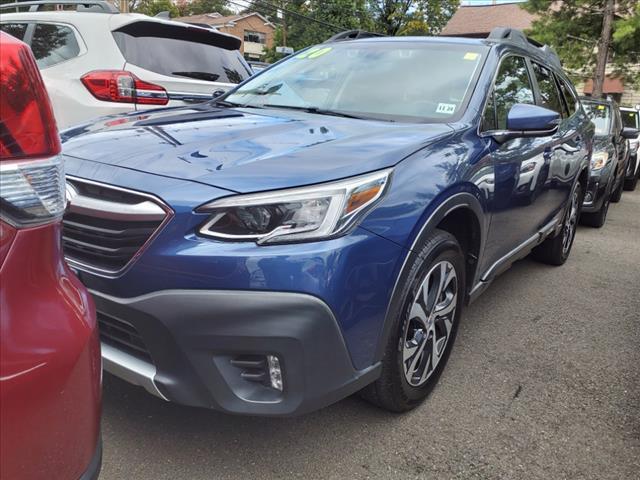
[
  {"xmin": 622, "ymin": 127, "xmax": 639, "ymax": 140},
  {"xmin": 212, "ymin": 89, "xmax": 226, "ymax": 99},
  {"xmin": 488, "ymin": 104, "xmax": 560, "ymax": 143}
]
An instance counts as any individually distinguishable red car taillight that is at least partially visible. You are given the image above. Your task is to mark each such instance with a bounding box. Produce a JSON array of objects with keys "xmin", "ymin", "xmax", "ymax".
[
  {"xmin": 0, "ymin": 32, "xmax": 66, "ymax": 230},
  {"xmin": 81, "ymin": 70, "xmax": 169, "ymax": 105}
]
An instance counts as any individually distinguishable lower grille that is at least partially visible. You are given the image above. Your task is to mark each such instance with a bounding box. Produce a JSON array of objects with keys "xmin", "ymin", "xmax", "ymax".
[
  {"xmin": 98, "ymin": 312, "xmax": 152, "ymax": 363},
  {"xmin": 63, "ymin": 177, "xmax": 170, "ymax": 275}
]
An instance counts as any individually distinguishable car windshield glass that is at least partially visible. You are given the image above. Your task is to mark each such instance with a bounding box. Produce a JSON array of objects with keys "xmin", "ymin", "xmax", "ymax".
[
  {"xmin": 583, "ymin": 103, "xmax": 611, "ymax": 136},
  {"xmin": 225, "ymin": 42, "xmax": 487, "ymax": 122},
  {"xmin": 621, "ymin": 110, "xmax": 639, "ymax": 129}
]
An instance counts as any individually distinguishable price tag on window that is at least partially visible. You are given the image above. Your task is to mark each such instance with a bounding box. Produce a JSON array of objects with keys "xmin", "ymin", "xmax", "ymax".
[{"xmin": 436, "ymin": 103, "xmax": 456, "ymax": 115}]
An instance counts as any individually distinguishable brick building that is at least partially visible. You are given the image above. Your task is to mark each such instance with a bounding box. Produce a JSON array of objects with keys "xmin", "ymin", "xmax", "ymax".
[
  {"xmin": 174, "ymin": 12, "xmax": 276, "ymax": 61},
  {"xmin": 441, "ymin": 2, "xmax": 640, "ymax": 107}
]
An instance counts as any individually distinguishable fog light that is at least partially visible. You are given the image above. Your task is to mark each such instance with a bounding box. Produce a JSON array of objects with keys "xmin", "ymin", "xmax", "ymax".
[
  {"xmin": 584, "ymin": 191, "xmax": 593, "ymax": 203},
  {"xmin": 267, "ymin": 355, "xmax": 283, "ymax": 391}
]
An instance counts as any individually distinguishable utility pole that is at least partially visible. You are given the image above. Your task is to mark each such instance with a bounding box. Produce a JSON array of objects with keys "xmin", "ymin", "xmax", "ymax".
[
  {"xmin": 281, "ymin": 1, "xmax": 287, "ymax": 47},
  {"xmin": 592, "ymin": 0, "xmax": 614, "ymax": 99}
]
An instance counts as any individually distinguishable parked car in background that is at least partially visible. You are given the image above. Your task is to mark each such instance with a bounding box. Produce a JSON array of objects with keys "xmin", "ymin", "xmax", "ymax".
[
  {"xmin": 0, "ymin": 0, "xmax": 251, "ymax": 129},
  {"xmin": 60, "ymin": 29, "xmax": 591, "ymax": 416},
  {"xmin": 621, "ymin": 106, "xmax": 639, "ymax": 191},
  {"xmin": 0, "ymin": 32, "xmax": 101, "ymax": 480},
  {"xmin": 580, "ymin": 98, "xmax": 636, "ymax": 227}
]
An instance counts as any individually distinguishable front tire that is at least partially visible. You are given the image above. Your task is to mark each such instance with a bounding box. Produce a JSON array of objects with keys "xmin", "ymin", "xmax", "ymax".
[
  {"xmin": 360, "ymin": 229, "xmax": 465, "ymax": 412},
  {"xmin": 610, "ymin": 175, "xmax": 624, "ymax": 203},
  {"xmin": 533, "ymin": 182, "xmax": 582, "ymax": 265},
  {"xmin": 581, "ymin": 191, "xmax": 610, "ymax": 228},
  {"xmin": 624, "ymin": 159, "xmax": 638, "ymax": 191}
]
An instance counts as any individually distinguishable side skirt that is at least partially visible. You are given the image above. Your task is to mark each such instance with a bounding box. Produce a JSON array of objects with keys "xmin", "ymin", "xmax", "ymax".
[{"xmin": 468, "ymin": 213, "xmax": 563, "ymax": 304}]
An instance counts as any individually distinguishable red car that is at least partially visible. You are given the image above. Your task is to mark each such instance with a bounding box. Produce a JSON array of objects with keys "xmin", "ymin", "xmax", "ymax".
[{"xmin": 0, "ymin": 32, "xmax": 102, "ymax": 479}]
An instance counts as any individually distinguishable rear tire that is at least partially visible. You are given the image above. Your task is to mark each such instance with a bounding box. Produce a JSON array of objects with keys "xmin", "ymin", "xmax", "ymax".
[
  {"xmin": 533, "ymin": 182, "xmax": 582, "ymax": 265},
  {"xmin": 360, "ymin": 229, "xmax": 465, "ymax": 412}
]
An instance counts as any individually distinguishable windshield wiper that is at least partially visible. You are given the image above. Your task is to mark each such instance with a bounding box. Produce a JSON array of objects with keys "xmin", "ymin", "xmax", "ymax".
[
  {"xmin": 172, "ymin": 71, "xmax": 220, "ymax": 82},
  {"xmin": 262, "ymin": 104, "xmax": 382, "ymax": 121},
  {"xmin": 213, "ymin": 99, "xmax": 266, "ymax": 109}
]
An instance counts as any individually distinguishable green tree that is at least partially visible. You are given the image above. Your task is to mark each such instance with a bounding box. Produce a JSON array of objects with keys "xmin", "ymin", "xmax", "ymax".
[
  {"xmin": 133, "ymin": 0, "xmax": 179, "ymax": 17},
  {"xmin": 524, "ymin": 0, "xmax": 640, "ymax": 97},
  {"xmin": 184, "ymin": 0, "xmax": 233, "ymax": 16},
  {"xmin": 368, "ymin": 0, "xmax": 459, "ymax": 36},
  {"xmin": 263, "ymin": 0, "xmax": 375, "ymax": 62}
]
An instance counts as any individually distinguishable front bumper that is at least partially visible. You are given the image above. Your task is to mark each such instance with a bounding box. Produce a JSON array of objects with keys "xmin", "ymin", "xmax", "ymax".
[
  {"xmin": 93, "ymin": 288, "xmax": 381, "ymax": 416},
  {"xmin": 79, "ymin": 437, "xmax": 102, "ymax": 480},
  {"xmin": 582, "ymin": 171, "xmax": 611, "ymax": 213}
]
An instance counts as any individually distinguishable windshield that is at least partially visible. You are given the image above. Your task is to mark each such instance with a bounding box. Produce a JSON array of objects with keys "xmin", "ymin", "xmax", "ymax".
[
  {"xmin": 583, "ymin": 103, "xmax": 611, "ymax": 136},
  {"xmin": 622, "ymin": 109, "xmax": 639, "ymax": 129},
  {"xmin": 225, "ymin": 42, "xmax": 487, "ymax": 122}
]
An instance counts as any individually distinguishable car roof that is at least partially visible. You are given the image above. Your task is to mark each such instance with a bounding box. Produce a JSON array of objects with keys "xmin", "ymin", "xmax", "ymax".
[
  {"xmin": 328, "ymin": 29, "xmax": 562, "ymax": 72},
  {"xmin": 0, "ymin": 10, "xmax": 241, "ymax": 45},
  {"xmin": 341, "ymin": 36, "xmax": 488, "ymax": 46}
]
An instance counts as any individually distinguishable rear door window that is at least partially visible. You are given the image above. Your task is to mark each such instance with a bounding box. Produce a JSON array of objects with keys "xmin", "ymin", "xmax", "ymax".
[
  {"xmin": 557, "ymin": 78, "xmax": 578, "ymax": 117},
  {"xmin": 531, "ymin": 62, "xmax": 564, "ymax": 116},
  {"xmin": 30, "ymin": 23, "xmax": 81, "ymax": 68},
  {"xmin": 112, "ymin": 22, "xmax": 251, "ymax": 84},
  {"xmin": 0, "ymin": 23, "xmax": 29, "ymax": 41}
]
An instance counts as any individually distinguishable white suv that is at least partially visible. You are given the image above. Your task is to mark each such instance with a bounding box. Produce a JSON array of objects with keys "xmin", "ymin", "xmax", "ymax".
[{"xmin": 0, "ymin": 1, "xmax": 252, "ymax": 129}]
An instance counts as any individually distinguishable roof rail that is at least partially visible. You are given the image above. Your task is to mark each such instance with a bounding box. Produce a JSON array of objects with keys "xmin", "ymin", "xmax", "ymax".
[
  {"xmin": 325, "ymin": 30, "xmax": 385, "ymax": 43},
  {"xmin": 0, "ymin": 1, "xmax": 119, "ymax": 13},
  {"xmin": 488, "ymin": 27, "xmax": 562, "ymax": 69}
]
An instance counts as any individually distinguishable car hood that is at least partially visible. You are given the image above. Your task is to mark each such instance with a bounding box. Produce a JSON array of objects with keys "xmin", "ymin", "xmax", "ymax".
[{"xmin": 61, "ymin": 106, "xmax": 454, "ymax": 193}]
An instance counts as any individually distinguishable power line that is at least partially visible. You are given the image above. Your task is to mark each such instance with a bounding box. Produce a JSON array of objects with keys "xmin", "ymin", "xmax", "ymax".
[{"xmin": 226, "ymin": 0, "xmax": 350, "ymax": 33}]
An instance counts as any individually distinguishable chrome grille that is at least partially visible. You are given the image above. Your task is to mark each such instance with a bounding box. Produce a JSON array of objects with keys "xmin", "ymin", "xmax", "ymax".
[{"xmin": 63, "ymin": 177, "xmax": 170, "ymax": 276}]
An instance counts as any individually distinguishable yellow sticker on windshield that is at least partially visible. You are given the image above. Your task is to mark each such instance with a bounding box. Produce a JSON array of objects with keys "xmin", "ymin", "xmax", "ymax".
[
  {"xmin": 463, "ymin": 52, "xmax": 479, "ymax": 61},
  {"xmin": 307, "ymin": 47, "xmax": 332, "ymax": 59},
  {"xmin": 597, "ymin": 105, "xmax": 606, "ymax": 110},
  {"xmin": 296, "ymin": 47, "xmax": 320, "ymax": 59}
]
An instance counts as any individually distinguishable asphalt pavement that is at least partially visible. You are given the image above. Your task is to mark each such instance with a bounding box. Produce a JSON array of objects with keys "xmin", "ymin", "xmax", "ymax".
[{"xmin": 101, "ymin": 189, "xmax": 640, "ymax": 480}]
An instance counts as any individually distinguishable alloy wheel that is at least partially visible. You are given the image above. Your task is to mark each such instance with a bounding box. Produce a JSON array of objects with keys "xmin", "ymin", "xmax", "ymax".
[
  {"xmin": 562, "ymin": 188, "xmax": 580, "ymax": 255},
  {"xmin": 402, "ymin": 260, "xmax": 458, "ymax": 387}
]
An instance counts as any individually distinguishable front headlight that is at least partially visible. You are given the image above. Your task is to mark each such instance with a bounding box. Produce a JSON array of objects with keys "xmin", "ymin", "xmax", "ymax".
[
  {"xmin": 590, "ymin": 151, "xmax": 609, "ymax": 171},
  {"xmin": 196, "ymin": 169, "xmax": 392, "ymax": 244}
]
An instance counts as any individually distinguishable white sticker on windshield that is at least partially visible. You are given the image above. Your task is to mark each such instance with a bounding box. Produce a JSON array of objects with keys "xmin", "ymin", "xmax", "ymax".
[{"xmin": 436, "ymin": 103, "xmax": 456, "ymax": 115}]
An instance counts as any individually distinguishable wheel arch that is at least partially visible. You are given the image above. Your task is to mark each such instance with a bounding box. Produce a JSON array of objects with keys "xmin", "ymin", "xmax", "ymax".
[{"xmin": 372, "ymin": 191, "xmax": 486, "ymax": 363}]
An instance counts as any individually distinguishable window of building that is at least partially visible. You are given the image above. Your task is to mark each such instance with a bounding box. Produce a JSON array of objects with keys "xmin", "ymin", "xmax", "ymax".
[{"xmin": 244, "ymin": 30, "xmax": 266, "ymax": 44}]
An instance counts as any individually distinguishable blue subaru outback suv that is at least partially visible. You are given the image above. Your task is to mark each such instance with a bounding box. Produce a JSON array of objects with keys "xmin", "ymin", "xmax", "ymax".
[{"xmin": 61, "ymin": 28, "xmax": 593, "ymax": 415}]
